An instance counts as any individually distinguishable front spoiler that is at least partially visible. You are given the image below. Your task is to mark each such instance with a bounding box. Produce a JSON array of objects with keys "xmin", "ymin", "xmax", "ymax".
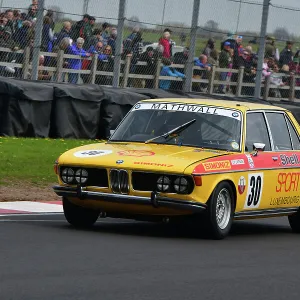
[{"xmin": 53, "ymin": 185, "xmax": 207, "ymax": 213}]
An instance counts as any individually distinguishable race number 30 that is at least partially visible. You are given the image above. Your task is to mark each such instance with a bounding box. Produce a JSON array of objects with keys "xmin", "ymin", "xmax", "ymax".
[{"xmin": 244, "ymin": 173, "xmax": 264, "ymax": 209}]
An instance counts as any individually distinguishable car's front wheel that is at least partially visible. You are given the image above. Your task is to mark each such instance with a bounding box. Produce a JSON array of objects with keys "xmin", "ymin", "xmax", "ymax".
[
  {"xmin": 204, "ymin": 182, "xmax": 235, "ymax": 240},
  {"xmin": 63, "ymin": 197, "xmax": 100, "ymax": 228},
  {"xmin": 288, "ymin": 210, "xmax": 300, "ymax": 233}
]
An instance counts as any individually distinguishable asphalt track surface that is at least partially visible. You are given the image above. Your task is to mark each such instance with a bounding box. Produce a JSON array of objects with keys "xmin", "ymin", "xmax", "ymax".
[{"xmin": 0, "ymin": 214, "xmax": 300, "ymax": 300}]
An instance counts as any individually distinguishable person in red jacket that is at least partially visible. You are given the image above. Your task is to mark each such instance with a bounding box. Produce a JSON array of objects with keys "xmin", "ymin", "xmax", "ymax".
[{"xmin": 159, "ymin": 31, "xmax": 171, "ymax": 58}]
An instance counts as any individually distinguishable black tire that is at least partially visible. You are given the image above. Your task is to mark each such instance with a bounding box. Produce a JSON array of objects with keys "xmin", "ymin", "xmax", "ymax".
[
  {"xmin": 63, "ymin": 197, "xmax": 100, "ymax": 228},
  {"xmin": 204, "ymin": 182, "xmax": 235, "ymax": 240},
  {"xmin": 288, "ymin": 210, "xmax": 300, "ymax": 233}
]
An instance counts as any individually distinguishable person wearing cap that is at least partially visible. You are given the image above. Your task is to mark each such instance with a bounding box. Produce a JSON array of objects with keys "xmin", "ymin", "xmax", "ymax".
[
  {"xmin": 70, "ymin": 14, "xmax": 90, "ymax": 41},
  {"xmin": 80, "ymin": 15, "xmax": 95, "ymax": 49},
  {"xmin": 218, "ymin": 41, "xmax": 232, "ymax": 93},
  {"xmin": 279, "ymin": 41, "xmax": 294, "ymax": 67},
  {"xmin": 221, "ymin": 31, "xmax": 235, "ymax": 50}
]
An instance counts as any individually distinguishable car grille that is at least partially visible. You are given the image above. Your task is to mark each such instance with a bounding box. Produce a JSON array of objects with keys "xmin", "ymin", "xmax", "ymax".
[{"xmin": 110, "ymin": 169, "xmax": 129, "ymax": 194}]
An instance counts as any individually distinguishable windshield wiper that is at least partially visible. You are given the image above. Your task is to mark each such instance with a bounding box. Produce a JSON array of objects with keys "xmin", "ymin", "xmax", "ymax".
[{"xmin": 145, "ymin": 119, "xmax": 196, "ymax": 144}]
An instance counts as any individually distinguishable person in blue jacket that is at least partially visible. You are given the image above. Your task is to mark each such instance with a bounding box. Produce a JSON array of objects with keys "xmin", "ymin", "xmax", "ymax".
[
  {"xmin": 159, "ymin": 58, "xmax": 185, "ymax": 90},
  {"xmin": 65, "ymin": 37, "xmax": 91, "ymax": 84}
]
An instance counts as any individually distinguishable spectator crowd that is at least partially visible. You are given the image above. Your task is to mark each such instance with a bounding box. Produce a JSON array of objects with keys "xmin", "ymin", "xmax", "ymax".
[{"xmin": 0, "ymin": 0, "xmax": 299, "ymax": 98}]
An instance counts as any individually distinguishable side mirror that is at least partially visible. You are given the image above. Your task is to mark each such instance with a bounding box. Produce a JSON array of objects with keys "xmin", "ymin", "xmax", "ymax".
[{"xmin": 253, "ymin": 143, "xmax": 265, "ymax": 152}]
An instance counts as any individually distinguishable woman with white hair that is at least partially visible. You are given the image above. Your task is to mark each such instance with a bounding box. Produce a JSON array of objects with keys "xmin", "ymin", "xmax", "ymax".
[
  {"xmin": 63, "ymin": 37, "xmax": 91, "ymax": 84},
  {"xmin": 158, "ymin": 30, "xmax": 172, "ymax": 59}
]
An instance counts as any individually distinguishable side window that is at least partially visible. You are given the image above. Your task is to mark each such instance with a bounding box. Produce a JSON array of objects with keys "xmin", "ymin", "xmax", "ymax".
[
  {"xmin": 286, "ymin": 116, "xmax": 300, "ymax": 150},
  {"xmin": 246, "ymin": 113, "xmax": 271, "ymax": 152},
  {"xmin": 266, "ymin": 112, "xmax": 292, "ymax": 151}
]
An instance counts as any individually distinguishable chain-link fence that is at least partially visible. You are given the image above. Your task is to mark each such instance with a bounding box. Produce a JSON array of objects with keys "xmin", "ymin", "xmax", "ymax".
[{"xmin": 0, "ymin": 0, "xmax": 300, "ymax": 100}]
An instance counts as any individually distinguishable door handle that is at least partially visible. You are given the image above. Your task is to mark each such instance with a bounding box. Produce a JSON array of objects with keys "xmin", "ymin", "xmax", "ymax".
[{"xmin": 272, "ymin": 156, "xmax": 278, "ymax": 161}]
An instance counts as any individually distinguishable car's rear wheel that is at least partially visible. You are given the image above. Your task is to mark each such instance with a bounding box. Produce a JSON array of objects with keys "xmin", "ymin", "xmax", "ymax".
[
  {"xmin": 204, "ymin": 182, "xmax": 234, "ymax": 240},
  {"xmin": 288, "ymin": 210, "xmax": 300, "ymax": 233},
  {"xmin": 63, "ymin": 197, "xmax": 100, "ymax": 228}
]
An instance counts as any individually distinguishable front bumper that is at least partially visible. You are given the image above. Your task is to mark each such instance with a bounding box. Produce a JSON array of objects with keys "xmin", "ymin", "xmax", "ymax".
[{"xmin": 53, "ymin": 185, "xmax": 207, "ymax": 213}]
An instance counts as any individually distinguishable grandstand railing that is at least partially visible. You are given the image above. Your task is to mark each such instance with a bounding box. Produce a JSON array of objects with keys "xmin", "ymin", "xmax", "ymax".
[{"xmin": 0, "ymin": 46, "xmax": 298, "ymax": 101}]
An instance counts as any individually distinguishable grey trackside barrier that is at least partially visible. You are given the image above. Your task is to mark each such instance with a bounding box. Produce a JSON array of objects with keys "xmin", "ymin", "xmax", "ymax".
[{"xmin": 1, "ymin": 76, "xmax": 300, "ymax": 139}]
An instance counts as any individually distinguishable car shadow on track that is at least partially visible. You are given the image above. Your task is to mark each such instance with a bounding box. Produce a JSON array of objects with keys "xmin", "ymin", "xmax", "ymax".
[{"xmin": 53, "ymin": 217, "xmax": 293, "ymax": 240}]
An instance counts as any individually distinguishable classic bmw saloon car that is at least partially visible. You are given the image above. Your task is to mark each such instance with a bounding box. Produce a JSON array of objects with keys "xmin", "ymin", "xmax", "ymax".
[{"xmin": 53, "ymin": 98, "xmax": 300, "ymax": 239}]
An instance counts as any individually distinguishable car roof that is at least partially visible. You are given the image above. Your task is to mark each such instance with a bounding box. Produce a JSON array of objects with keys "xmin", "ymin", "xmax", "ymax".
[{"xmin": 140, "ymin": 98, "xmax": 287, "ymax": 112}]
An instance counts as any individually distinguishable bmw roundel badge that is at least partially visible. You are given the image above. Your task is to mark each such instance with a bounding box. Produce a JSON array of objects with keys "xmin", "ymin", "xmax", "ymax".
[
  {"xmin": 232, "ymin": 112, "xmax": 239, "ymax": 118},
  {"xmin": 135, "ymin": 104, "xmax": 141, "ymax": 109},
  {"xmin": 116, "ymin": 160, "xmax": 124, "ymax": 164}
]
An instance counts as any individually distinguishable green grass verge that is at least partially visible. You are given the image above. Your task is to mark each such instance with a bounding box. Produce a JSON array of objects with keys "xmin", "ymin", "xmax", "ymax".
[{"xmin": 0, "ymin": 137, "xmax": 104, "ymax": 186}]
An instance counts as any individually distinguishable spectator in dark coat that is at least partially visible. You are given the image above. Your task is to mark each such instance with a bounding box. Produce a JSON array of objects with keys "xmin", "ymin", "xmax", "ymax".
[
  {"xmin": 170, "ymin": 47, "xmax": 189, "ymax": 90},
  {"xmin": 107, "ymin": 27, "xmax": 117, "ymax": 55},
  {"xmin": 45, "ymin": 10, "xmax": 55, "ymax": 30},
  {"xmin": 279, "ymin": 41, "xmax": 294, "ymax": 67},
  {"xmin": 70, "ymin": 14, "xmax": 89, "ymax": 41},
  {"xmin": 135, "ymin": 46, "xmax": 156, "ymax": 88},
  {"xmin": 53, "ymin": 21, "xmax": 71, "ymax": 47},
  {"xmin": 41, "ymin": 16, "xmax": 54, "ymax": 52}
]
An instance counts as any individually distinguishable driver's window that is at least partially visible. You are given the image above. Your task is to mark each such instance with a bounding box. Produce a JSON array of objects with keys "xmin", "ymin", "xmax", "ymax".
[{"xmin": 246, "ymin": 112, "xmax": 271, "ymax": 152}]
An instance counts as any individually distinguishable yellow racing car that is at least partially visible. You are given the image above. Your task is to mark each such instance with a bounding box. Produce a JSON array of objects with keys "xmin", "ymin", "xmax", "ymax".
[{"xmin": 53, "ymin": 98, "xmax": 300, "ymax": 239}]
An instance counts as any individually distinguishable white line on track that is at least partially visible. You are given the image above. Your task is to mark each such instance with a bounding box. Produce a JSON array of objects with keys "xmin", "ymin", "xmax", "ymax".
[
  {"xmin": 0, "ymin": 201, "xmax": 63, "ymax": 213},
  {"xmin": 0, "ymin": 220, "xmax": 64, "ymax": 222},
  {"xmin": 0, "ymin": 213, "xmax": 64, "ymax": 217}
]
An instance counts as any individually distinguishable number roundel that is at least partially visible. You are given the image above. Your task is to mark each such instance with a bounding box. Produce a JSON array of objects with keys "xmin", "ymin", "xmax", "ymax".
[{"xmin": 244, "ymin": 173, "xmax": 264, "ymax": 209}]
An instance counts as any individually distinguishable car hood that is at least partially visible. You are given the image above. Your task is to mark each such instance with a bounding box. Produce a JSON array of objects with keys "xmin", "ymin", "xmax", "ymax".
[{"xmin": 58, "ymin": 142, "xmax": 229, "ymax": 174}]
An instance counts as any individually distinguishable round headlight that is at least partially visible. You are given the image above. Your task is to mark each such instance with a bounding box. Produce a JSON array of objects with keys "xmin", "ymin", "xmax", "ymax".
[
  {"xmin": 75, "ymin": 169, "xmax": 88, "ymax": 184},
  {"xmin": 61, "ymin": 168, "xmax": 75, "ymax": 183},
  {"xmin": 174, "ymin": 177, "xmax": 189, "ymax": 193},
  {"xmin": 157, "ymin": 176, "xmax": 171, "ymax": 192}
]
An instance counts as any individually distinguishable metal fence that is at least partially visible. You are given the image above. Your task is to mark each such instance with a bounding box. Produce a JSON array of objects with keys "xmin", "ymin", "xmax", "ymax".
[{"xmin": 0, "ymin": 0, "xmax": 300, "ymax": 101}]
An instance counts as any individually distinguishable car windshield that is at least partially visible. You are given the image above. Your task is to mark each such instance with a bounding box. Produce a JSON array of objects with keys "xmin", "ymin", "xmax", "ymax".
[{"xmin": 109, "ymin": 102, "xmax": 243, "ymax": 152}]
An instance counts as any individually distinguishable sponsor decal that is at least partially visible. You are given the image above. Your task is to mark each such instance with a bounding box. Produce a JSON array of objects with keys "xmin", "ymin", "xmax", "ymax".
[
  {"xmin": 270, "ymin": 196, "xmax": 300, "ymax": 206},
  {"xmin": 238, "ymin": 176, "xmax": 246, "ymax": 194},
  {"xmin": 133, "ymin": 102, "xmax": 242, "ymax": 120},
  {"xmin": 231, "ymin": 142, "xmax": 239, "ymax": 150},
  {"xmin": 244, "ymin": 173, "xmax": 264, "ymax": 209},
  {"xmin": 118, "ymin": 150, "xmax": 155, "ymax": 157},
  {"xmin": 246, "ymin": 154, "xmax": 254, "ymax": 169},
  {"xmin": 134, "ymin": 162, "xmax": 173, "ymax": 167},
  {"xmin": 203, "ymin": 160, "xmax": 231, "ymax": 171},
  {"xmin": 280, "ymin": 154, "xmax": 300, "ymax": 166},
  {"xmin": 231, "ymin": 159, "xmax": 245, "ymax": 166},
  {"xmin": 276, "ymin": 172, "xmax": 300, "ymax": 193},
  {"xmin": 116, "ymin": 160, "xmax": 124, "ymax": 164},
  {"xmin": 74, "ymin": 150, "xmax": 112, "ymax": 157}
]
